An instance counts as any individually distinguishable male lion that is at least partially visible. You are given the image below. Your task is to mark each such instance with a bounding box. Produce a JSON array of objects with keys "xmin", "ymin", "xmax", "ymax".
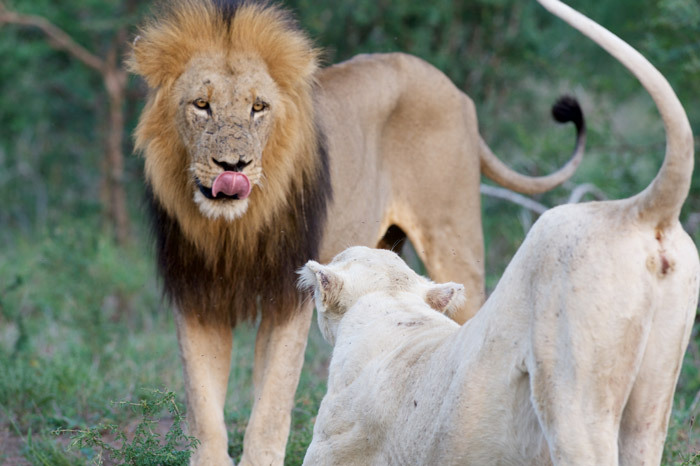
[
  {"xmin": 300, "ymin": 2, "xmax": 698, "ymax": 464},
  {"xmin": 128, "ymin": 1, "xmax": 585, "ymax": 464}
]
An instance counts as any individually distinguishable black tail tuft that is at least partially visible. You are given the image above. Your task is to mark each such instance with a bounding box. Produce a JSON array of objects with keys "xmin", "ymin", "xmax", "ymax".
[{"xmin": 551, "ymin": 95, "xmax": 585, "ymax": 133}]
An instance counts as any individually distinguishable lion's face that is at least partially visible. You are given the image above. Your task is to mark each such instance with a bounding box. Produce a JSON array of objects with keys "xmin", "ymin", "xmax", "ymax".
[
  {"xmin": 131, "ymin": 1, "xmax": 321, "ymax": 232},
  {"xmin": 174, "ymin": 53, "xmax": 281, "ymax": 221}
]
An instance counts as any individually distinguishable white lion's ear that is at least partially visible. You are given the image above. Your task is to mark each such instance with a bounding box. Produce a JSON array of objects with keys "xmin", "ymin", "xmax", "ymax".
[
  {"xmin": 425, "ymin": 282, "xmax": 465, "ymax": 316},
  {"xmin": 297, "ymin": 261, "xmax": 343, "ymax": 313}
]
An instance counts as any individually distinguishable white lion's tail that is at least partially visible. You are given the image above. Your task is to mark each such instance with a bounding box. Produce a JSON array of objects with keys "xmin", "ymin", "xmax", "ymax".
[{"xmin": 539, "ymin": 0, "xmax": 694, "ymax": 228}]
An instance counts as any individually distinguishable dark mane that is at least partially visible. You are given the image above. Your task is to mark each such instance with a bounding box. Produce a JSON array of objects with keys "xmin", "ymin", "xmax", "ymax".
[
  {"xmin": 146, "ymin": 123, "xmax": 331, "ymax": 327},
  {"xmin": 212, "ymin": 0, "xmax": 246, "ymax": 23},
  {"xmin": 212, "ymin": 0, "xmax": 302, "ymax": 35}
]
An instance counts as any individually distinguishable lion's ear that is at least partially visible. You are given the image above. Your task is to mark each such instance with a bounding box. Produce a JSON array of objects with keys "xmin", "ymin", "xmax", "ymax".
[
  {"xmin": 425, "ymin": 282, "xmax": 465, "ymax": 316},
  {"xmin": 298, "ymin": 261, "xmax": 344, "ymax": 314}
]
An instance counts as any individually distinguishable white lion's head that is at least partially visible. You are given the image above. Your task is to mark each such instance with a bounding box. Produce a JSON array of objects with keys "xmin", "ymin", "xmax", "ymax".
[{"xmin": 298, "ymin": 247, "xmax": 465, "ymax": 345}]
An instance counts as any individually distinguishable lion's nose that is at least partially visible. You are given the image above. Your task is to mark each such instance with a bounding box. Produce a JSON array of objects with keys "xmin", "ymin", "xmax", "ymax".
[{"xmin": 212, "ymin": 158, "xmax": 251, "ymax": 172}]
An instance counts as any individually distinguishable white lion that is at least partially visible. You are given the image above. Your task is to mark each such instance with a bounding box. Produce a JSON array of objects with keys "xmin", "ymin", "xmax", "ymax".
[{"xmin": 298, "ymin": 1, "xmax": 699, "ymax": 464}]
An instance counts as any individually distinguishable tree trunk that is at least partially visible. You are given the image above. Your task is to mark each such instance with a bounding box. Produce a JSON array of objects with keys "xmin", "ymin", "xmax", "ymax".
[
  {"xmin": 103, "ymin": 37, "xmax": 130, "ymax": 246},
  {"xmin": 0, "ymin": 5, "xmax": 132, "ymax": 245}
]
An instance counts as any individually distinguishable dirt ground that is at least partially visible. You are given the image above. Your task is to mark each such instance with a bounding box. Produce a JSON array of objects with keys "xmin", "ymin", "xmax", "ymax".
[{"xmin": 1, "ymin": 428, "xmax": 31, "ymax": 466}]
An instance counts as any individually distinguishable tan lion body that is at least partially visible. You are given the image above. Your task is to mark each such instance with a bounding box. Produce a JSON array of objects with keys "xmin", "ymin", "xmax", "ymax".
[
  {"xmin": 301, "ymin": 2, "xmax": 699, "ymax": 464},
  {"xmin": 317, "ymin": 52, "xmax": 486, "ymax": 303},
  {"xmin": 129, "ymin": 2, "xmax": 584, "ymax": 464}
]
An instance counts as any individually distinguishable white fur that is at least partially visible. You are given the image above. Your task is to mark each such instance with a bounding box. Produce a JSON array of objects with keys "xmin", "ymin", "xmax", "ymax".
[
  {"xmin": 193, "ymin": 190, "xmax": 250, "ymax": 221},
  {"xmin": 301, "ymin": 237, "xmax": 698, "ymax": 465},
  {"xmin": 298, "ymin": 252, "xmax": 464, "ymax": 346},
  {"xmin": 301, "ymin": 4, "xmax": 700, "ymax": 464}
]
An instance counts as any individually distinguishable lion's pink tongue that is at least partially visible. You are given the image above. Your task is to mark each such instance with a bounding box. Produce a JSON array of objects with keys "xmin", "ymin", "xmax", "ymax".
[{"xmin": 212, "ymin": 172, "xmax": 251, "ymax": 199}]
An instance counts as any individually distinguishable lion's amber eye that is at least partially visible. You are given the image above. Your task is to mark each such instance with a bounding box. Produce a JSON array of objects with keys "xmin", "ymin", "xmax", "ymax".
[
  {"xmin": 193, "ymin": 99, "xmax": 209, "ymax": 110},
  {"xmin": 252, "ymin": 101, "xmax": 265, "ymax": 113}
]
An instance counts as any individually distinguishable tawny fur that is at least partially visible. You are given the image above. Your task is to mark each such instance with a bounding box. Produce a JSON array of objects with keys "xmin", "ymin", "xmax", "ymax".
[
  {"xmin": 300, "ymin": 1, "xmax": 699, "ymax": 465},
  {"xmin": 129, "ymin": 0, "xmax": 585, "ymax": 326},
  {"xmin": 129, "ymin": 1, "xmax": 329, "ymax": 325},
  {"xmin": 128, "ymin": 1, "xmax": 588, "ymax": 464}
]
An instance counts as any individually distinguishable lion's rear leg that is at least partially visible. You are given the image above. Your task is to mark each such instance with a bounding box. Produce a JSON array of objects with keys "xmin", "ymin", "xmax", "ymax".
[
  {"xmin": 529, "ymin": 357, "xmax": 623, "ymax": 465},
  {"xmin": 240, "ymin": 301, "xmax": 314, "ymax": 466},
  {"xmin": 527, "ymin": 299, "xmax": 647, "ymax": 465},
  {"xmin": 618, "ymin": 289, "xmax": 695, "ymax": 465},
  {"xmin": 619, "ymin": 356, "xmax": 681, "ymax": 466},
  {"xmin": 175, "ymin": 310, "xmax": 234, "ymax": 466}
]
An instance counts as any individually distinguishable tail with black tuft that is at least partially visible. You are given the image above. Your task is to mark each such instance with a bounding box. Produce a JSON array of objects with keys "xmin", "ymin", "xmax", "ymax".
[
  {"xmin": 479, "ymin": 95, "xmax": 587, "ymax": 195},
  {"xmin": 552, "ymin": 95, "xmax": 585, "ymax": 134}
]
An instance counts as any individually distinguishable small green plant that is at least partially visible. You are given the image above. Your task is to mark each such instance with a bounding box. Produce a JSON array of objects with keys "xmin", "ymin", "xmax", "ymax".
[
  {"xmin": 55, "ymin": 389, "xmax": 199, "ymax": 466},
  {"xmin": 677, "ymin": 415, "xmax": 700, "ymax": 466}
]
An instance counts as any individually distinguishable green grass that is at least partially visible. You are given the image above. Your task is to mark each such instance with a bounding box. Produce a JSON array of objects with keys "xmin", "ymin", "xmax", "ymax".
[
  {"xmin": 0, "ymin": 221, "xmax": 698, "ymax": 465},
  {"xmin": 0, "ymin": 220, "xmax": 331, "ymax": 465}
]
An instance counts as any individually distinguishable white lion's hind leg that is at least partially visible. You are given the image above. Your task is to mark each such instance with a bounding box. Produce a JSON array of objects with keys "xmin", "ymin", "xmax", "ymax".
[
  {"xmin": 618, "ymin": 282, "xmax": 696, "ymax": 465},
  {"xmin": 240, "ymin": 302, "xmax": 314, "ymax": 466},
  {"xmin": 175, "ymin": 310, "xmax": 234, "ymax": 466}
]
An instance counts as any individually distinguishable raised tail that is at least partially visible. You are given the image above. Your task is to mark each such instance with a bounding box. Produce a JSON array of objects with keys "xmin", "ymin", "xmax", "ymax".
[
  {"xmin": 480, "ymin": 95, "xmax": 586, "ymax": 195},
  {"xmin": 538, "ymin": 0, "xmax": 694, "ymax": 228}
]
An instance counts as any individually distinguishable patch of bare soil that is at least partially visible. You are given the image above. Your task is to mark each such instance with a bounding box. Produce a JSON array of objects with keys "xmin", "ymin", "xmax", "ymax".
[{"xmin": 0, "ymin": 428, "xmax": 30, "ymax": 466}]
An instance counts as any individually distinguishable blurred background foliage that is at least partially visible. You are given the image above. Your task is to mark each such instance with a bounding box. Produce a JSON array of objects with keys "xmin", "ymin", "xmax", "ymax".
[
  {"xmin": 1, "ymin": 0, "xmax": 699, "ymax": 464},
  {"xmin": 1, "ymin": 0, "xmax": 698, "ymax": 271}
]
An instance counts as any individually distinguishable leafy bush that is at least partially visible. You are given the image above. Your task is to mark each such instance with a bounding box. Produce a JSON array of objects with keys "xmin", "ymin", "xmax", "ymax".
[{"xmin": 57, "ymin": 390, "xmax": 198, "ymax": 466}]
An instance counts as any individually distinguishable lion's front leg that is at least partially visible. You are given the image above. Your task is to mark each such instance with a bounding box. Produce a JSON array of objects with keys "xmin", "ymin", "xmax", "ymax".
[
  {"xmin": 239, "ymin": 302, "xmax": 314, "ymax": 466},
  {"xmin": 175, "ymin": 310, "xmax": 234, "ymax": 466}
]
